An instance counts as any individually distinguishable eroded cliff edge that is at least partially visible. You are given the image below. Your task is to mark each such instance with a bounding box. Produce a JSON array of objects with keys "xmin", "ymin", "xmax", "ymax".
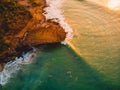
[{"xmin": 0, "ymin": 0, "xmax": 66, "ymax": 70}]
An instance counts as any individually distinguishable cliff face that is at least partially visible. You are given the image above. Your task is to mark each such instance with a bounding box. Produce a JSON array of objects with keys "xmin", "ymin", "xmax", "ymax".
[
  {"xmin": 23, "ymin": 21, "xmax": 66, "ymax": 46},
  {"xmin": 0, "ymin": 0, "xmax": 66, "ymax": 70}
]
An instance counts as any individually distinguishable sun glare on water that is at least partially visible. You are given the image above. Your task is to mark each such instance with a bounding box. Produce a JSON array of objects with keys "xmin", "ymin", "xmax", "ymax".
[{"xmin": 108, "ymin": 0, "xmax": 120, "ymax": 10}]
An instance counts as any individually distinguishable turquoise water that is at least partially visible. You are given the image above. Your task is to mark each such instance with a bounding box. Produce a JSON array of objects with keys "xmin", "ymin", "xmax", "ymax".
[
  {"xmin": 1, "ymin": 0, "xmax": 120, "ymax": 89},
  {"xmin": 1, "ymin": 44, "xmax": 119, "ymax": 90}
]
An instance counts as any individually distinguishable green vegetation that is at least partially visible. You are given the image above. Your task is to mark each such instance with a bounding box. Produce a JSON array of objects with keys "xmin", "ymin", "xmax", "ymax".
[
  {"xmin": 0, "ymin": 0, "xmax": 32, "ymax": 52},
  {"xmin": 0, "ymin": 1, "xmax": 32, "ymax": 34},
  {"xmin": 29, "ymin": 0, "xmax": 41, "ymax": 7},
  {"xmin": 0, "ymin": 40, "xmax": 10, "ymax": 51},
  {"xmin": 0, "ymin": 0, "xmax": 17, "ymax": 3}
]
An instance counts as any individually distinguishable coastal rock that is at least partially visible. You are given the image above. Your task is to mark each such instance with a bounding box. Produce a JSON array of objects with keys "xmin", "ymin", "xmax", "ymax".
[
  {"xmin": 23, "ymin": 21, "xmax": 66, "ymax": 46},
  {"xmin": 0, "ymin": 0, "xmax": 66, "ymax": 68}
]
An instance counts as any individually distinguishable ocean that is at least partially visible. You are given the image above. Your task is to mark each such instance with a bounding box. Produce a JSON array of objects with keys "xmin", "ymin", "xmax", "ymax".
[{"xmin": 0, "ymin": 0, "xmax": 120, "ymax": 90}]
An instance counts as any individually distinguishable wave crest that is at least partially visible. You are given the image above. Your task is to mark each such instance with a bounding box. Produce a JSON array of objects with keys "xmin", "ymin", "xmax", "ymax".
[
  {"xmin": 0, "ymin": 49, "xmax": 36, "ymax": 85},
  {"xmin": 44, "ymin": 0, "xmax": 73, "ymax": 39}
]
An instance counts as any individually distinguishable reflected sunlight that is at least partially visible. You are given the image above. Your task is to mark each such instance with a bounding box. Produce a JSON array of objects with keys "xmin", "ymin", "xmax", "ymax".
[{"xmin": 108, "ymin": 0, "xmax": 120, "ymax": 10}]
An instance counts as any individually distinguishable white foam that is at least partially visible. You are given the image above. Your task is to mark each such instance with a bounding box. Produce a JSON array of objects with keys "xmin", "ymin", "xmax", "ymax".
[
  {"xmin": 44, "ymin": 0, "xmax": 73, "ymax": 39},
  {"xmin": 0, "ymin": 0, "xmax": 73, "ymax": 85},
  {"xmin": 0, "ymin": 49, "xmax": 36, "ymax": 85}
]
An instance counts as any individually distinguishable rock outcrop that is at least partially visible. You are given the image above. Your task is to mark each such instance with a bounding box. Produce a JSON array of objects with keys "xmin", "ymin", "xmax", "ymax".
[{"xmin": 0, "ymin": 0, "xmax": 66, "ymax": 70}]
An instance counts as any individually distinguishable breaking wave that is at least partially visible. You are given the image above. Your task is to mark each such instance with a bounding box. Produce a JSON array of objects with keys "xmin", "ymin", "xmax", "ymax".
[
  {"xmin": 0, "ymin": 48, "xmax": 36, "ymax": 85},
  {"xmin": 44, "ymin": 0, "xmax": 73, "ymax": 39},
  {"xmin": 0, "ymin": 0, "xmax": 73, "ymax": 85}
]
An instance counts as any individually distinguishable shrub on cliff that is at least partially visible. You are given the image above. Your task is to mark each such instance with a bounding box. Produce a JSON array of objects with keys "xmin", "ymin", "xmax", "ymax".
[
  {"xmin": 0, "ymin": 40, "xmax": 9, "ymax": 51},
  {"xmin": 0, "ymin": 0, "xmax": 17, "ymax": 3},
  {"xmin": 0, "ymin": 1, "xmax": 32, "ymax": 34}
]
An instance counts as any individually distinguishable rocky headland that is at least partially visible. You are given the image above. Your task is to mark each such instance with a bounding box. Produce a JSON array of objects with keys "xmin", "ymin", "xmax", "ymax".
[{"xmin": 0, "ymin": 0, "xmax": 66, "ymax": 71}]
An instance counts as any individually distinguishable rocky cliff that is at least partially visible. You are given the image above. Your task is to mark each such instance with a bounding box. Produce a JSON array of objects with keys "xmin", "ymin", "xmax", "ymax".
[{"xmin": 0, "ymin": 0, "xmax": 66, "ymax": 70}]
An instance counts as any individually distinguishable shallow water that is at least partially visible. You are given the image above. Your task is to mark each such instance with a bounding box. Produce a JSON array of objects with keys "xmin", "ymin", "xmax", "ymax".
[
  {"xmin": 1, "ymin": 45, "xmax": 119, "ymax": 90},
  {"xmin": 1, "ymin": 0, "xmax": 120, "ymax": 89},
  {"xmin": 62, "ymin": 0, "xmax": 120, "ymax": 86}
]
